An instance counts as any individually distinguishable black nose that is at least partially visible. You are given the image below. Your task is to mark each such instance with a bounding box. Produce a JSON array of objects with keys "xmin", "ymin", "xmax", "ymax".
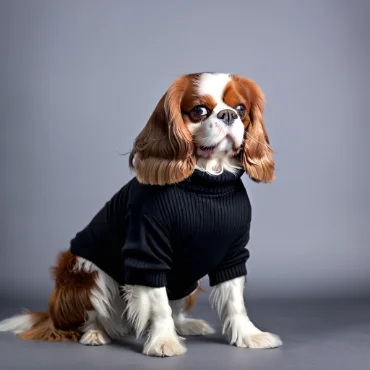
[{"xmin": 217, "ymin": 109, "xmax": 238, "ymax": 125}]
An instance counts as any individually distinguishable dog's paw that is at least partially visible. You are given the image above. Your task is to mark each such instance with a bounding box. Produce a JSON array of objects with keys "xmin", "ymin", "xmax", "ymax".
[
  {"xmin": 143, "ymin": 337, "xmax": 187, "ymax": 357},
  {"xmin": 234, "ymin": 332, "xmax": 282, "ymax": 349},
  {"xmin": 176, "ymin": 318, "xmax": 215, "ymax": 336},
  {"xmin": 79, "ymin": 330, "xmax": 111, "ymax": 346}
]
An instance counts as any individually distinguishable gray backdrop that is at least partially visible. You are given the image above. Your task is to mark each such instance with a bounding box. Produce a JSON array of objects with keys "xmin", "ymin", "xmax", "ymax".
[{"xmin": 1, "ymin": 0, "xmax": 369, "ymax": 301}]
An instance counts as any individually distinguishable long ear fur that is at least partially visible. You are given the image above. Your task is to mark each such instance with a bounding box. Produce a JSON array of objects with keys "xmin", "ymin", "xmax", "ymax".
[
  {"xmin": 129, "ymin": 77, "xmax": 196, "ymax": 185},
  {"xmin": 236, "ymin": 77, "xmax": 275, "ymax": 183}
]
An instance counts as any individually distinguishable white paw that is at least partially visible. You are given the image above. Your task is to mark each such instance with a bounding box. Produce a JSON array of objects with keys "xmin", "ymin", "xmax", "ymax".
[
  {"xmin": 248, "ymin": 332, "xmax": 282, "ymax": 348},
  {"xmin": 233, "ymin": 332, "xmax": 282, "ymax": 349},
  {"xmin": 79, "ymin": 330, "xmax": 111, "ymax": 346},
  {"xmin": 176, "ymin": 319, "xmax": 215, "ymax": 336},
  {"xmin": 143, "ymin": 337, "xmax": 187, "ymax": 357}
]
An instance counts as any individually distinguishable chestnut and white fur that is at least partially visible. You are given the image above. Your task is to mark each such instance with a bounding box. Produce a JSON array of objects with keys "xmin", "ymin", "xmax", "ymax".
[{"xmin": 0, "ymin": 72, "xmax": 282, "ymax": 356}]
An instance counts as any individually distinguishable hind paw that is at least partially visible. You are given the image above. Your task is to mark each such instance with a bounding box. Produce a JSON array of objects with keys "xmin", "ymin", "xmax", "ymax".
[
  {"xmin": 176, "ymin": 318, "xmax": 215, "ymax": 336},
  {"xmin": 79, "ymin": 330, "xmax": 111, "ymax": 346}
]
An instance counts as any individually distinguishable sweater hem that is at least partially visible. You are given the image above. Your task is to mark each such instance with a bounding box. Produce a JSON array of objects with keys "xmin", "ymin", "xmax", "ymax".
[
  {"xmin": 208, "ymin": 263, "xmax": 247, "ymax": 286},
  {"xmin": 123, "ymin": 268, "xmax": 167, "ymax": 288}
]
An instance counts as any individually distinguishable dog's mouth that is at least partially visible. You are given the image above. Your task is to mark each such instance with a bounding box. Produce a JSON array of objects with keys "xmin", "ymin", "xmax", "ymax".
[
  {"xmin": 196, "ymin": 143, "xmax": 221, "ymax": 158},
  {"xmin": 199, "ymin": 144, "xmax": 218, "ymax": 151},
  {"xmin": 196, "ymin": 136, "xmax": 241, "ymax": 158}
]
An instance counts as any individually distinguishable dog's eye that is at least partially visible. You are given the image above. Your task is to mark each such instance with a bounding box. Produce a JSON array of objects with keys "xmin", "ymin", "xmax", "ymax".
[
  {"xmin": 235, "ymin": 104, "xmax": 246, "ymax": 119},
  {"xmin": 189, "ymin": 105, "xmax": 209, "ymax": 122}
]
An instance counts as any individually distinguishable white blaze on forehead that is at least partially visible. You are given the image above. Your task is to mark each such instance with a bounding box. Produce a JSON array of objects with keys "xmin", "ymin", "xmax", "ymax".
[{"xmin": 197, "ymin": 73, "xmax": 231, "ymax": 103}]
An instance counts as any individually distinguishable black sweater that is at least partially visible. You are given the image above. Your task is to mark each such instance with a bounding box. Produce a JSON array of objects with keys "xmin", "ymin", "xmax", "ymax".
[{"xmin": 70, "ymin": 169, "xmax": 252, "ymax": 300}]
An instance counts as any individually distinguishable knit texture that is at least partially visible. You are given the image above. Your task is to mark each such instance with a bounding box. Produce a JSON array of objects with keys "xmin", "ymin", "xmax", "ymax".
[{"xmin": 70, "ymin": 168, "xmax": 251, "ymax": 300}]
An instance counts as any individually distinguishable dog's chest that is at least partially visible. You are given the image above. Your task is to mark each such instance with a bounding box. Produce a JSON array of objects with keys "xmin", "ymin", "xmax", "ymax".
[{"xmin": 171, "ymin": 189, "xmax": 251, "ymax": 252}]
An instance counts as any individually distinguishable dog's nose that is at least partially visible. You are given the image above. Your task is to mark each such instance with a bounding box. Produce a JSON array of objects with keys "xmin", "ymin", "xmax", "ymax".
[{"xmin": 217, "ymin": 109, "xmax": 238, "ymax": 125}]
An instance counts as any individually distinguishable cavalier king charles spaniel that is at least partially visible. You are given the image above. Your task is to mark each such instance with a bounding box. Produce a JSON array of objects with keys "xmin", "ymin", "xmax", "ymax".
[{"xmin": 0, "ymin": 72, "xmax": 282, "ymax": 356}]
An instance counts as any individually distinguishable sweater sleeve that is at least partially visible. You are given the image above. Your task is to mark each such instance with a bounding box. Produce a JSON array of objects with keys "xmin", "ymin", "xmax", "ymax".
[
  {"xmin": 208, "ymin": 229, "xmax": 250, "ymax": 286},
  {"xmin": 121, "ymin": 204, "xmax": 172, "ymax": 288}
]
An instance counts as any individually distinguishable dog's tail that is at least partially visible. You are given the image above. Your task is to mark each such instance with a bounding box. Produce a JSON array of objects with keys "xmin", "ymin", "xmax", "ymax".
[
  {"xmin": 0, "ymin": 311, "xmax": 81, "ymax": 342},
  {"xmin": 184, "ymin": 280, "xmax": 204, "ymax": 312}
]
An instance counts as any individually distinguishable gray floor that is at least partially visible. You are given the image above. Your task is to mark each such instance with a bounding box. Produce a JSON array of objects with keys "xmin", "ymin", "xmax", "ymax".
[{"xmin": 0, "ymin": 296, "xmax": 369, "ymax": 370}]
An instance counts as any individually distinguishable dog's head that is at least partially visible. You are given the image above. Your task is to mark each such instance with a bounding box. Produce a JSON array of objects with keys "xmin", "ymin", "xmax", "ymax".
[{"xmin": 129, "ymin": 73, "xmax": 274, "ymax": 185}]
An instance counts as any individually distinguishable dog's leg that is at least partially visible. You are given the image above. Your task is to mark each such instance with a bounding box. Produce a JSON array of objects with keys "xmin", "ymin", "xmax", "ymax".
[
  {"xmin": 76, "ymin": 257, "xmax": 128, "ymax": 343},
  {"xmin": 170, "ymin": 298, "xmax": 215, "ymax": 336},
  {"xmin": 144, "ymin": 287, "xmax": 187, "ymax": 357},
  {"xmin": 210, "ymin": 276, "xmax": 282, "ymax": 349},
  {"xmin": 122, "ymin": 285, "xmax": 187, "ymax": 357}
]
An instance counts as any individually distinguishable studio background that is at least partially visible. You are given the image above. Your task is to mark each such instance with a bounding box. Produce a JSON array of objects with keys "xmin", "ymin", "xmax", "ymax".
[{"xmin": 1, "ymin": 0, "xmax": 369, "ymax": 302}]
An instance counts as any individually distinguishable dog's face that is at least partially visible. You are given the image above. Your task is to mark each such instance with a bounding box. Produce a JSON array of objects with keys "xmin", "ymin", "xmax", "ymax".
[
  {"xmin": 129, "ymin": 72, "xmax": 274, "ymax": 185},
  {"xmin": 182, "ymin": 73, "xmax": 249, "ymax": 174}
]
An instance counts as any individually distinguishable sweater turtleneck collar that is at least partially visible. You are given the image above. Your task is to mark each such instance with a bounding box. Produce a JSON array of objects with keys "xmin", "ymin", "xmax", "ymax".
[{"xmin": 177, "ymin": 167, "xmax": 245, "ymax": 194}]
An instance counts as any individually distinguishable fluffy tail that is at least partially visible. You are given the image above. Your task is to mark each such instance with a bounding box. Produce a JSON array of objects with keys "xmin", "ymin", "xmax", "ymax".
[
  {"xmin": 0, "ymin": 311, "xmax": 81, "ymax": 341},
  {"xmin": 184, "ymin": 280, "xmax": 204, "ymax": 312},
  {"xmin": 0, "ymin": 250, "xmax": 99, "ymax": 342}
]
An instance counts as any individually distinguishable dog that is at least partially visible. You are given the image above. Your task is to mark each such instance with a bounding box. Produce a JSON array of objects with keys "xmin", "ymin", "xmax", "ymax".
[{"xmin": 0, "ymin": 72, "xmax": 282, "ymax": 356}]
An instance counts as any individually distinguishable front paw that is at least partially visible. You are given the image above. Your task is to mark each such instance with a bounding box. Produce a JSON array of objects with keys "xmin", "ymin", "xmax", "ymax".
[
  {"xmin": 176, "ymin": 318, "xmax": 215, "ymax": 336},
  {"xmin": 233, "ymin": 331, "xmax": 282, "ymax": 349},
  {"xmin": 143, "ymin": 337, "xmax": 187, "ymax": 357}
]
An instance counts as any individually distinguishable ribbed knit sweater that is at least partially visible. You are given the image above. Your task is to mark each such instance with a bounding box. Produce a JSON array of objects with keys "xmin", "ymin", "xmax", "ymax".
[{"xmin": 70, "ymin": 168, "xmax": 251, "ymax": 300}]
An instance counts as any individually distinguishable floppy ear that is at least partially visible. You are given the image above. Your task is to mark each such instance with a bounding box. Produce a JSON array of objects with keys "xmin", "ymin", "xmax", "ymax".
[
  {"xmin": 129, "ymin": 77, "xmax": 196, "ymax": 185},
  {"xmin": 236, "ymin": 77, "xmax": 275, "ymax": 183}
]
